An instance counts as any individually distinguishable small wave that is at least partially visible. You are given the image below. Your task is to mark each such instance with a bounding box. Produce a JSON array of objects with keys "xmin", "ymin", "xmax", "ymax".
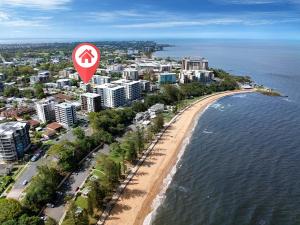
[
  {"xmin": 210, "ymin": 103, "xmax": 225, "ymax": 111},
  {"xmin": 203, "ymin": 129, "xmax": 213, "ymax": 134},
  {"xmin": 143, "ymin": 105, "xmax": 210, "ymax": 225},
  {"xmin": 177, "ymin": 185, "xmax": 189, "ymax": 193},
  {"xmin": 232, "ymin": 94, "xmax": 247, "ymax": 98},
  {"xmin": 282, "ymin": 98, "xmax": 293, "ymax": 103}
]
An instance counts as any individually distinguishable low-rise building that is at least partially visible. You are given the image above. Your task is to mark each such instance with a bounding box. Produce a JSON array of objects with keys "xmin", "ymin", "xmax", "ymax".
[
  {"xmin": 179, "ymin": 70, "xmax": 214, "ymax": 83},
  {"xmin": 0, "ymin": 122, "xmax": 31, "ymax": 162},
  {"xmin": 158, "ymin": 72, "xmax": 177, "ymax": 84},
  {"xmin": 56, "ymin": 79, "xmax": 71, "ymax": 89}
]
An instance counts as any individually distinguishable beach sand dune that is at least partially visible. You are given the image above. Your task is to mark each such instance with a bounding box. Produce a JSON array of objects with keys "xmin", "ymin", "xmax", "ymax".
[{"xmin": 105, "ymin": 90, "xmax": 252, "ymax": 225}]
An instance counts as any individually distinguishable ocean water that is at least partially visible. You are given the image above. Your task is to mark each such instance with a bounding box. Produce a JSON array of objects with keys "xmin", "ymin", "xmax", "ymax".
[{"xmin": 150, "ymin": 39, "xmax": 300, "ymax": 225}]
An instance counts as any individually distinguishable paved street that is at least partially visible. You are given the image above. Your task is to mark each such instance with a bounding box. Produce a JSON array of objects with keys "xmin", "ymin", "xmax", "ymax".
[
  {"xmin": 44, "ymin": 149, "xmax": 98, "ymax": 222},
  {"xmin": 6, "ymin": 121, "xmax": 90, "ymax": 201},
  {"xmin": 6, "ymin": 161, "xmax": 38, "ymax": 200}
]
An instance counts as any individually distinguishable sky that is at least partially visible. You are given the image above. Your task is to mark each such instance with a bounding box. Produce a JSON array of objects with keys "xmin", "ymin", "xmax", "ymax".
[{"xmin": 0, "ymin": 0, "xmax": 299, "ymax": 40}]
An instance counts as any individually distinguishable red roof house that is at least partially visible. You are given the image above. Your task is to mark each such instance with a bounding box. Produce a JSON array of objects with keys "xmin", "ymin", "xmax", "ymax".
[
  {"xmin": 47, "ymin": 122, "xmax": 63, "ymax": 131},
  {"xmin": 79, "ymin": 49, "xmax": 94, "ymax": 64}
]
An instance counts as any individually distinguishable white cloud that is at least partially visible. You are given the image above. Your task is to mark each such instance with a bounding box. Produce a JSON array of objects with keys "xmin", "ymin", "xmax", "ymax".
[
  {"xmin": 113, "ymin": 11, "xmax": 300, "ymax": 29},
  {"xmin": 114, "ymin": 18, "xmax": 244, "ymax": 28},
  {"xmin": 0, "ymin": 11, "xmax": 49, "ymax": 27},
  {"xmin": 0, "ymin": 0, "xmax": 71, "ymax": 10},
  {"xmin": 87, "ymin": 10, "xmax": 144, "ymax": 22}
]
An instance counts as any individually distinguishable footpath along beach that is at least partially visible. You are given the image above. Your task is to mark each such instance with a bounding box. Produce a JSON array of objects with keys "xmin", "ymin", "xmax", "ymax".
[{"xmin": 103, "ymin": 90, "xmax": 253, "ymax": 225}]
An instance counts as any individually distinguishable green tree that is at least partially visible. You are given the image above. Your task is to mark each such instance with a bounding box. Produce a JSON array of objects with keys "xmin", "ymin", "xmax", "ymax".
[
  {"xmin": 161, "ymin": 85, "xmax": 182, "ymax": 104},
  {"xmin": 72, "ymin": 127, "xmax": 85, "ymax": 140},
  {"xmin": 132, "ymin": 101, "xmax": 147, "ymax": 113},
  {"xmin": 110, "ymin": 142, "xmax": 126, "ymax": 173},
  {"xmin": 133, "ymin": 127, "xmax": 145, "ymax": 153},
  {"xmin": 34, "ymin": 84, "xmax": 45, "ymax": 99},
  {"xmin": 0, "ymin": 198, "xmax": 23, "ymax": 223},
  {"xmin": 45, "ymin": 217, "xmax": 57, "ymax": 225},
  {"xmin": 121, "ymin": 133, "xmax": 137, "ymax": 162},
  {"xmin": 151, "ymin": 114, "xmax": 164, "ymax": 133},
  {"xmin": 62, "ymin": 201, "xmax": 88, "ymax": 225},
  {"xmin": 49, "ymin": 141, "xmax": 76, "ymax": 172},
  {"xmin": 96, "ymin": 154, "xmax": 120, "ymax": 189},
  {"xmin": 23, "ymin": 166, "xmax": 62, "ymax": 212},
  {"xmin": 3, "ymin": 86, "xmax": 20, "ymax": 97},
  {"xmin": 18, "ymin": 214, "xmax": 43, "ymax": 225},
  {"xmin": 23, "ymin": 114, "xmax": 31, "ymax": 120},
  {"xmin": 87, "ymin": 181, "xmax": 106, "ymax": 215}
]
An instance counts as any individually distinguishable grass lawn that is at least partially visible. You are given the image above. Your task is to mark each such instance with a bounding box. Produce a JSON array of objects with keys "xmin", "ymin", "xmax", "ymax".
[
  {"xmin": 75, "ymin": 196, "xmax": 88, "ymax": 209},
  {"xmin": 162, "ymin": 111, "xmax": 175, "ymax": 122}
]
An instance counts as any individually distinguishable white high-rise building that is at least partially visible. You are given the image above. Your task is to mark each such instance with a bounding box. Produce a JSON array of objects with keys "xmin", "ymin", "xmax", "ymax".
[
  {"xmin": 92, "ymin": 75, "xmax": 111, "ymax": 85},
  {"xmin": 54, "ymin": 103, "xmax": 77, "ymax": 128},
  {"xmin": 113, "ymin": 79, "xmax": 141, "ymax": 101},
  {"xmin": 36, "ymin": 100, "xmax": 56, "ymax": 123},
  {"xmin": 105, "ymin": 85, "xmax": 126, "ymax": 108},
  {"xmin": 0, "ymin": 122, "xmax": 31, "ymax": 162},
  {"xmin": 93, "ymin": 84, "xmax": 126, "ymax": 108},
  {"xmin": 122, "ymin": 68, "xmax": 139, "ymax": 80}
]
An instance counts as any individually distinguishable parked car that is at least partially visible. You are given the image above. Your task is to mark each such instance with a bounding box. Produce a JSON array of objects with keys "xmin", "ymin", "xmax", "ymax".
[
  {"xmin": 22, "ymin": 180, "xmax": 28, "ymax": 186},
  {"xmin": 46, "ymin": 203, "xmax": 54, "ymax": 208},
  {"xmin": 30, "ymin": 155, "xmax": 38, "ymax": 162}
]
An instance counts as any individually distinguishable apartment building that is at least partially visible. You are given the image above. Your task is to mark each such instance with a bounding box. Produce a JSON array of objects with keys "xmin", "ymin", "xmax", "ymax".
[
  {"xmin": 182, "ymin": 58, "xmax": 209, "ymax": 70},
  {"xmin": 0, "ymin": 122, "xmax": 31, "ymax": 162},
  {"xmin": 113, "ymin": 79, "xmax": 141, "ymax": 101},
  {"xmin": 122, "ymin": 68, "xmax": 139, "ymax": 80},
  {"xmin": 54, "ymin": 103, "xmax": 77, "ymax": 128},
  {"xmin": 81, "ymin": 93, "xmax": 101, "ymax": 112},
  {"xmin": 139, "ymin": 80, "xmax": 150, "ymax": 92},
  {"xmin": 93, "ymin": 84, "xmax": 126, "ymax": 108},
  {"xmin": 92, "ymin": 75, "xmax": 111, "ymax": 85},
  {"xmin": 35, "ymin": 100, "xmax": 56, "ymax": 123}
]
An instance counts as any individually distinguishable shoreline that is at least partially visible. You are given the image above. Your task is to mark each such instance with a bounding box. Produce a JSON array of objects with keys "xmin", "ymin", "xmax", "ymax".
[{"xmin": 104, "ymin": 90, "xmax": 253, "ymax": 225}]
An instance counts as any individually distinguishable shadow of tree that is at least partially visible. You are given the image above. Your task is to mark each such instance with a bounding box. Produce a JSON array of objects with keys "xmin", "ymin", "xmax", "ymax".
[
  {"xmin": 110, "ymin": 203, "xmax": 132, "ymax": 215},
  {"xmin": 122, "ymin": 188, "xmax": 147, "ymax": 200}
]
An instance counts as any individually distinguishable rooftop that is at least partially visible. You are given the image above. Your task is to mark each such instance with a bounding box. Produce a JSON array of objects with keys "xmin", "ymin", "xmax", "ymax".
[
  {"xmin": 81, "ymin": 93, "xmax": 100, "ymax": 98},
  {"xmin": 0, "ymin": 122, "xmax": 28, "ymax": 135},
  {"xmin": 56, "ymin": 102, "xmax": 74, "ymax": 109},
  {"xmin": 47, "ymin": 122, "xmax": 63, "ymax": 130}
]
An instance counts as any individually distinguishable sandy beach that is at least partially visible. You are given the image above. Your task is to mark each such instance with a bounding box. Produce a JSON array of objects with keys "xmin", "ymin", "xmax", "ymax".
[{"xmin": 105, "ymin": 90, "xmax": 252, "ymax": 225}]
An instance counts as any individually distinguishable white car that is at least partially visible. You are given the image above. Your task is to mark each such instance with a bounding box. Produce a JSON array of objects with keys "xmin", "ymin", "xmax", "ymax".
[{"xmin": 22, "ymin": 180, "xmax": 28, "ymax": 186}]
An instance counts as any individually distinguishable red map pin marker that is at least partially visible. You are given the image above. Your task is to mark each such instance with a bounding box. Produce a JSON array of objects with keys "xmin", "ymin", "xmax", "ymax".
[{"xmin": 72, "ymin": 43, "xmax": 101, "ymax": 83}]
